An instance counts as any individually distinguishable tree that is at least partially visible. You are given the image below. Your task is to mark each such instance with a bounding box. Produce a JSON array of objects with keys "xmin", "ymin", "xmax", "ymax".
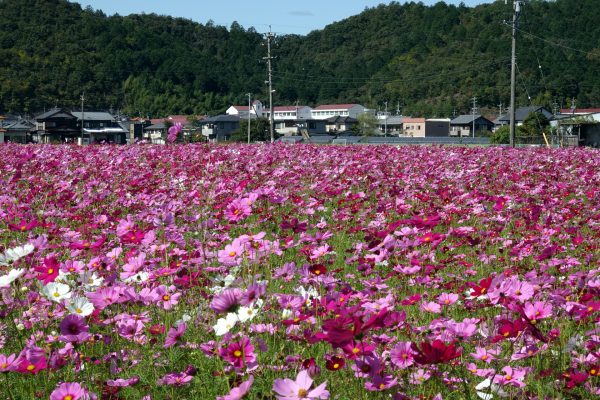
[
  {"xmin": 519, "ymin": 112, "xmax": 550, "ymax": 138},
  {"xmin": 230, "ymin": 118, "xmax": 272, "ymax": 142},
  {"xmin": 356, "ymin": 113, "xmax": 379, "ymax": 137},
  {"xmin": 490, "ymin": 125, "xmax": 509, "ymax": 144}
]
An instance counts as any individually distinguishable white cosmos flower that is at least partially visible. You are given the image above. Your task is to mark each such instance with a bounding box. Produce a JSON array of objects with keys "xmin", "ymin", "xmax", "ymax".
[
  {"xmin": 296, "ymin": 285, "xmax": 319, "ymax": 304},
  {"xmin": 79, "ymin": 271, "xmax": 104, "ymax": 289},
  {"xmin": 0, "ymin": 268, "xmax": 26, "ymax": 287},
  {"xmin": 66, "ymin": 297, "xmax": 95, "ymax": 317},
  {"xmin": 209, "ymin": 274, "xmax": 236, "ymax": 294},
  {"xmin": 237, "ymin": 299, "xmax": 263, "ymax": 323},
  {"xmin": 123, "ymin": 271, "xmax": 149, "ymax": 284},
  {"xmin": 475, "ymin": 378, "xmax": 508, "ymax": 400},
  {"xmin": 213, "ymin": 312, "xmax": 238, "ymax": 336},
  {"xmin": 41, "ymin": 282, "xmax": 72, "ymax": 302},
  {"xmin": 0, "ymin": 244, "xmax": 34, "ymax": 266}
]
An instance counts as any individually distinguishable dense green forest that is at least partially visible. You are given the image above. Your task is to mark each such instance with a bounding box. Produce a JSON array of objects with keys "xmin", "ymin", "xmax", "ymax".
[{"xmin": 0, "ymin": 0, "xmax": 598, "ymax": 117}]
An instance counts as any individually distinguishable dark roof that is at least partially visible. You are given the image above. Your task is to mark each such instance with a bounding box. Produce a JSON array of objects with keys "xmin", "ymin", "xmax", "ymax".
[
  {"xmin": 451, "ymin": 115, "xmax": 494, "ymax": 125},
  {"xmin": 326, "ymin": 116, "xmax": 357, "ymax": 124},
  {"xmin": 497, "ymin": 106, "xmax": 552, "ymax": 123},
  {"xmin": 35, "ymin": 108, "xmax": 75, "ymax": 120},
  {"xmin": 4, "ymin": 120, "xmax": 34, "ymax": 131},
  {"xmin": 202, "ymin": 115, "xmax": 240, "ymax": 123},
  {"xmin": 144, "ymin": 123, "xmax": 165, "ymax": 130}
]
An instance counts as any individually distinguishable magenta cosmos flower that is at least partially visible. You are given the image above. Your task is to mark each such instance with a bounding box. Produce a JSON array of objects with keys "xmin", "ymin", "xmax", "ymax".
[
  {"xmin": 59, "ymin": 315, "xmax": 90, "ymax": 344},
  {"xmin": 272, "ymin": 369, "xmax": 329, "ymax": 400},
  {"xmin": 219, "ymin": 336, "xmax": 256, "ymax": 369},
  {"xmin": 49, "ymin": 382, "xmax": 91, "ymax": 400}
]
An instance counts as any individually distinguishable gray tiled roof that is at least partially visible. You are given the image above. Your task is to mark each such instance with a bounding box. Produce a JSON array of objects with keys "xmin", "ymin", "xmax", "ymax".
[{"xmin": 71, "ymin": 112, "xmax": 116, "ymax": 121}]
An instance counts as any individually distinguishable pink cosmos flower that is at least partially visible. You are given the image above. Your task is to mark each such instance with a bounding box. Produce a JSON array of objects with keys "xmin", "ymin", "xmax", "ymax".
[
  {"xmin": 493, "ymin": 366, "xmax": 527, "ymax": 388},
  {"xmin": 420, "ymin": 301, "xmax": 441, "ymax": 313},
  {"xmin": 59, "ymin": 315, "xmax": 91, "ymax": 344},
  {"xmin": 164, "ymin": 323, "xmax": 187, "ymax": 348},
  {"xmin": 0, "ymin": 354, "xmax": 17, "ymax": 372},
  {"xmin": 157, "ymin": 371, "xmax": 193, "ymax": 386},
  {"xmin": 523, "ymin": 301, "xmax": 552, "ymax": 324},
  {"xmin": 153, "ymin": 285, "xmax": 181, "ymax": 310},
  {"xmin": 470, "ymin": 347, "xmax": 498, "ymax": 364},
  {"xmin": 218, "ymin": 241, "xmax": 245, "ymax": 266},
  {"xmin": 50, "ymin": 382, "xmax": 91, "ymax": 400},
  {"xmin": 390, "ymin": 342, "xmax": 415, "ymax": 369},
  {"xmin": 106, "ymin": 376, "xmax": 140, "ymax": 387},
  {"xmin": 438, "ymin": 293, "xmax": 459, "ymax": 306},
  {"xmin": 272, "ymin": 369, "xmax": 329, "ymax": 400},
  {"xmin": 225, "ymin": 198, "xmax": 252, "ymax": 223},
  {"xmin": 217, "ymin": 375, "xmax": 254, "ymax": 400},
  {"xmin": 211, "ymin": 288, "xmax": 243, "ymax": 314},
  {"xmin": 167, "ymin": 122, "xmax": 183, "ymax": 143}
]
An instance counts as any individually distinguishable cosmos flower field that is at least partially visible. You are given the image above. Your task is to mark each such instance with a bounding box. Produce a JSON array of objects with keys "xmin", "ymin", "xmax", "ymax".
[{"xmin": 1, "ymin": 143, "xmax": 600, "ymax": 399}]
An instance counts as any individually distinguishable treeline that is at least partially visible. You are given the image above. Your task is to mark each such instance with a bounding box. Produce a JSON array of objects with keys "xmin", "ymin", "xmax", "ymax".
[{"xmin": 0, "ymin": 0, "xmax": 598, "ymax": 117}]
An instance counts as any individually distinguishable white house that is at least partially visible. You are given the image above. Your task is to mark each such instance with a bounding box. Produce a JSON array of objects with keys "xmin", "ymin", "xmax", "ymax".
[
  {"xmin": 311, "ymin": 104, "xmax": 366, "ymax": 120},
  {"xmin": 226, "ymin": 100, "xmax": 264, "ymax": 118}
]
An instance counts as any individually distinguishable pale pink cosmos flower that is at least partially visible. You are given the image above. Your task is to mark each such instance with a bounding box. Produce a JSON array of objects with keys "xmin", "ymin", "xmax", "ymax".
[
  {"xmin": 420, "ymin": 301, "xmax": 441, "ymax": 313},
  {"xmin": 523, "ymin": 301, "xmax": 552, "ymax": 323},
  {"xmin": 470, "ymin": 347, "xmax": 499, "ymax": 364},
  {"xmin": 493, "ymin": 366, "xmax": 528, "ymax": 388},
  {"xmin": 390, "ymin": 342, "xmax": 415, "ymax": 369},
  {"xmin": 272, "ymin": 369, "xmax": 329, "ymax": 400},
  {"xmin": 438, "ymin": 293, "xmax": 459, "ymax": 306}
]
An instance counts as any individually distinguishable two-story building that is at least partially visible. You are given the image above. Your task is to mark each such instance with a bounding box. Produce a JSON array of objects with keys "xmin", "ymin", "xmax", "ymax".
[
  {"xmin": 450, "ymin": 115, "xmax": 494, "ymax": 137},
  {"xmin": 33, "ymin": 108, "xmax": 80, "ymax": 143},
  {"xmin": 226, "ymin": 100, "xmax": 265, "ymax": 119},
  {"xmin": 71, "ymin": 111, "xmax": 128, "ymax": 144},
  {"xmin": 311, "ymin": 104, "xmax": 366, "ymax": 120}
]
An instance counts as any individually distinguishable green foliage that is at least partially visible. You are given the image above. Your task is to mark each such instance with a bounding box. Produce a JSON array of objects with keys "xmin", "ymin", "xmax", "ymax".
[
  {"xmin": 356, "ymin": 112, "xmax": 378, "ymax": 137},
  {"xmin": 1, "ymin": 0, "xmax": 600, "ymax": 116},
  {"xmin": 230, "ymin": 118, "xmax": 272, "ymax": 142},
  {"xmin": 490, "ymin": 125, "xmax": 510, "ymax": 144},
  {"xmin": 520, "ymin": 111, "xmax": 550, "ymax": 137}
]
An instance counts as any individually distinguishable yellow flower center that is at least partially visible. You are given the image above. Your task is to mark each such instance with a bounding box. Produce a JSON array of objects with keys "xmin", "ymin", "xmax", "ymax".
[
  {"xmin": 53, "ymin": 292, "xmax": 60, "ymax": 297},
  {"xmin": 75, "ymin": 308, "xmax": 83, "ymax": 314},
  {"xmin": 504, "ymin": 375, "xmax": 512, "ymax": 381},
  {"xmin": 162, "ymin": 295, "xmax": 170, "ymax": 301},
  {"xmin": 229, "ymin": 251, "xmax": 236, "ymax": 257},
  {"xmin": 64, "ymin": 395, "xmax": 73, "ymax": 400},
  {"xmin": 352, "ymin": 348, "xmax": 360, "ymax": 354},
  {"xmin": 233, "ymin": 350, "xmax": 242, "ymax": 357},
  {"xmin": 26, "ymin": 364, "xmax": 35, "ymax": 371},
  {"xmin": 47, "ymin": 268, "xmax": 54, "ymax": 274},
  {"xmin": 333, "ymin": 363, "xmax": 339, "ymax": 369},
  {"xmin": 298, "ymin": 389, "xmax": 308, "ymax": 397}
]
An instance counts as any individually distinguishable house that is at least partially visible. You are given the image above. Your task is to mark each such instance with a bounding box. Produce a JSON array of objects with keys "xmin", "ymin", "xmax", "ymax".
[
  {"xmin": 450, "ymin": 115, "xmax": 494, "ymax": 137},
  {"xmin": 402, "ymin": 118, "xmax": 426, "ymax": 137},
  {"xmin": 33, "ymin": 108, "xmax": 80, "ymax": 143},
  {"xmin": 551, "ymin": 112, "xmax": 600, "ymax": 147},
  {"xmin": 495, "ymin": 106, "xmax": 553, "ymax": 130},
  {"xmin": 71, "ymin": 111, "xmax": 128, "ymax": 144},
  {"xmin": 200, "ymin": 115, "xmax": 240, "ymax": 141},
  {"xmin": 269, "ymin": 106, "xmax": 313, "ymax": 135},
  {"xmin": 1, "ymin": 118, "xmax": 35, "ymax": 143},
  {"xmin": 425, "ymin": 118, "xmax": 450, "ymax": 137},
  {"xmin": 226, "ymin": 100, "xmax": 264, "ymax": 118},
  {"xmin": 325, "ymin": 116, "xmax": 357, "ymax": 133},
  {"xmin": 377, "ymin": 116, "xmax": 404, "ymax": 135},
  {"xmin": 311, "ymin": 104, "xmax": 366, "ymax": 120}
]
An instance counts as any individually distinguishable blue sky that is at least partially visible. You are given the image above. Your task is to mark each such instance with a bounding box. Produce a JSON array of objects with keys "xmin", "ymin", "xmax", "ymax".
[{"xmin": 75, "ymin": 0, "xmax": 494, "ymax": 35}]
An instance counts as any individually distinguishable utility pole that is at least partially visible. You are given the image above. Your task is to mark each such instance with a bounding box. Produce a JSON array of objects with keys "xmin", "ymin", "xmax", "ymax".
[
  {"xmin": 509, "ymin": 1, "xmax": 523, "ymax": 148},
  {"xmin": 396, "ymin": 101, "xmax": 401, "ymax": 116},
  {"xmin": 247, "ymin": 93, "xmax": 251, "ymax": 144},
  {"xmin": 80, "ymin": 92, "xmax": 85, "ymax": 145},
  {"xmin": 384, "ymin": 101, "xmax": 388, "ymax": 137},
  {"xmin": 471, "ymin": 96, "xmax": 478, "ymax": 138},
  {"xmin": 498, "ymin": 101, "xmax": 503, "ymax": 118},
  {"xmin": 263, "ymin": 27, "xmax": 275, "ymax": 143}
]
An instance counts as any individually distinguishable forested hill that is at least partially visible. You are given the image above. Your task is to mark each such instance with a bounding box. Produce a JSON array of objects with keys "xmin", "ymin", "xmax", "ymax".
[{"xmin": 1, "ymin": 0, "xmax": 599, "ymax": 117}]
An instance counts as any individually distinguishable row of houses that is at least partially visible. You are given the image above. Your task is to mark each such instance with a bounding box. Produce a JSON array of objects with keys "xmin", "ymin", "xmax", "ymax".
[{"xmin": 2, "ymin": 102, "xmax": 598, "ymax": 145}]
